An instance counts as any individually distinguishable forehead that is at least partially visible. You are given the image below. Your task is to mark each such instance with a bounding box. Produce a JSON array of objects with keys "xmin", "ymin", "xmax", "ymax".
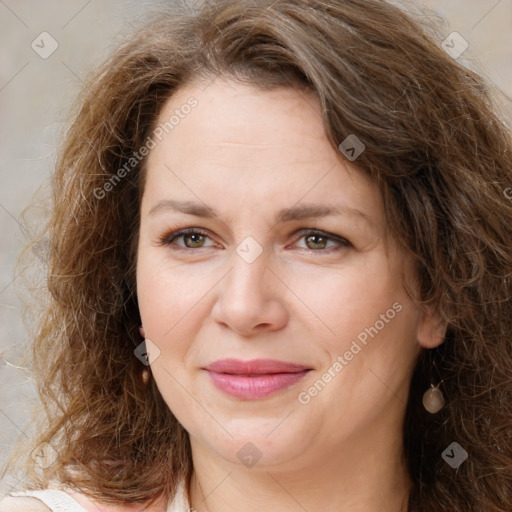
[
  {"xmin": 143, "ymin": 77, "xmax": 382, "ymax": 227},
  {"xmin": 150, "ymin": 78, "xmax": 328, "ymax": 164}
]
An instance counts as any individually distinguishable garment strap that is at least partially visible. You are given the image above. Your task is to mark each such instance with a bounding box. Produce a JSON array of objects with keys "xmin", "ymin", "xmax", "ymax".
[
  {"xmin": 8, "ymin": 489, "xmax": 87, "ymax": 511},
  {"xmin": 166, "ymin": 479, "xmax": 189, "ymax": 512}
]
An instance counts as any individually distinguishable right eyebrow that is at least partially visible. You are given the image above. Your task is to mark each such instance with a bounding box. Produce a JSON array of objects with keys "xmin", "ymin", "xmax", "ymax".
[{"xmin": 149, "ymin": 199, "xmax": 216, "ymax": 218}]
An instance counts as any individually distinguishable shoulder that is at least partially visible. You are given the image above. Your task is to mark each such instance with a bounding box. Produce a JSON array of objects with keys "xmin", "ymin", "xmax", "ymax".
[
  {"xmin": 64, "ymin": 489, "xmax": 166, "ymax": 511},
  {"xmin": 0, "ymin": 495, "xmax": 51, "ymax": 511},
  {"xmin": 1, "ymin": 485, "xmax": 173, "ymax": 512},
  {"xmin": 0, "ymin": 492, "xmax": 142, "ymax": 512}
]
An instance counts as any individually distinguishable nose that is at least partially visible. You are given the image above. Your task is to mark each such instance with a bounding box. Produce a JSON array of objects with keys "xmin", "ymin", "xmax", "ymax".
[{"xmin": 211, "ymin": 246, "xmax": 289, "ymax": 337}]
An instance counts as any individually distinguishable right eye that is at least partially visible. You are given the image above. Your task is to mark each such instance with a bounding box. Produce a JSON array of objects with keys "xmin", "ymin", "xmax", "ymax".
[{"xmin": 159, "ymin": 228, "xmax": 218, "ymax": 250}]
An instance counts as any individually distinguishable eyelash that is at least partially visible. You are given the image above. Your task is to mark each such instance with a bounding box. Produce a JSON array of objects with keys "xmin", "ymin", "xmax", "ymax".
[{"xmin": 158, "ymin": 227, "xmax": 352, "ymax": 253}]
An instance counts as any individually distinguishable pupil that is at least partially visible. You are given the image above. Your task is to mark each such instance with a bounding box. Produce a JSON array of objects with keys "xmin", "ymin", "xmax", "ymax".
[{"xmin": 186, "ymin": 234, "xmax": 203, "ymax": 247}]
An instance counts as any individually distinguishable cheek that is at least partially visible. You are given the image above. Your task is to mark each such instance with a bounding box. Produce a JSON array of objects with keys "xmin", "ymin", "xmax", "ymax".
[
  {"xmin": 300, "ymin": 254, "xmax": 407, "ymax": 348},
  {"xmin": 136, "ymin": 260, "xmax": 206, "ymax": 414},
  {"xmin": 304, "ymin": 254, "xmax": 419, "ymax": 396},
  {"xmin": 136, "ymin": 254, "xmax": 219, "ymax": 362},
  {"xmin": 297, "ymin": 271, "xmax": 419, "ymax": 436}
]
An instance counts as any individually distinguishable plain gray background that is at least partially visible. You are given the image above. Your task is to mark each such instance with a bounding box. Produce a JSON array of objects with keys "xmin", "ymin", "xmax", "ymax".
[{"xmin": 1, "ymin": 0, "xmax": 511, "ymax": 498}]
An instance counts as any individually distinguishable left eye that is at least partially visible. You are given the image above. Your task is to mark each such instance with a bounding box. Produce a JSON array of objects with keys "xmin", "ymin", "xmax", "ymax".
[
  {"xmin": 160, "ymin": 228, "xmax": 351, "ymax": 252},
  {"xmin": 294, "ymin": 230, "xmax": 351, "ymax": 251}
]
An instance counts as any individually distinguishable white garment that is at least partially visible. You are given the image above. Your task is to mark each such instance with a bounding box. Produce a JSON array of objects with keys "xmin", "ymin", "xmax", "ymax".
[
  {"xmin": 8, "ymin": 480, "xmax": 189, "ymax": 512},
  {"xmin": 8, "ymin": 489, "xmax": 87, "ymax": 511}
]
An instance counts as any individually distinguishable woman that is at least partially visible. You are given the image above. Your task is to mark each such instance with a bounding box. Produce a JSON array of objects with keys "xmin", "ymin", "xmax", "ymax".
[{"xmin": 2, "ymin": 0, "xmax": 511, "ymax": 511}]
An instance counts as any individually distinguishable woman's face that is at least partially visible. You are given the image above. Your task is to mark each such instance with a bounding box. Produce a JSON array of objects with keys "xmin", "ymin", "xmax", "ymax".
[{"xmin": 136, "ymin": 77, "xmax": 441, "ymax": 471}]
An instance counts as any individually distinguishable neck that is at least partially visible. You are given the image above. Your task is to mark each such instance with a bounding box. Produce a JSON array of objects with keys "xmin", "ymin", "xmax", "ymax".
[{"xmin": 187, "ymin": 423, "xmax": 412, "ymax": 512}]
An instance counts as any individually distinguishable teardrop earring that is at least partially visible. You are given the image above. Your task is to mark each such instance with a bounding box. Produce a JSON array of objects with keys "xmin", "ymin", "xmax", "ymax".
[
  {"xmin": 138, "ymin": 324, "xmax": 150, "ymax": 386},
  {"xmin": 422, "ymin": 350, "xmax": 445, "ymax": 413},
  {"xmin": 141, "ymin": 368, "xmax": 150, "ymax": 385},
  {"xmin": 422, "ymin": 382, "xmax": 445, "ymax": 413}
]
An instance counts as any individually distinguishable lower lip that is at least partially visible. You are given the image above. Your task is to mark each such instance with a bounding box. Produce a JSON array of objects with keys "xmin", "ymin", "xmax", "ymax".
[{"xmin": 205, "ymin": 370, "xmax": 310, "ymax": 400}]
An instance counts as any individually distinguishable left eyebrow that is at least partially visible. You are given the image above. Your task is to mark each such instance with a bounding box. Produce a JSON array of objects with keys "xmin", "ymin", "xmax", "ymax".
[{"xmin": 275, "ymin": 203, "xmax": 372, "ymax": 226}]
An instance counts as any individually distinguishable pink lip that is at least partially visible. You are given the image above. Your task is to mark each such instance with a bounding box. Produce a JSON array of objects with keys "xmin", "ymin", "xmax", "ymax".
[{"xmin": 203, "ymin": 358, "xmax": 311, "ymax": 400}]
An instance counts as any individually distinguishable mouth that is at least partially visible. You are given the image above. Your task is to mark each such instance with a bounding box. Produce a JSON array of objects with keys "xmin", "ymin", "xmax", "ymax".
[{"xmin": 202, "ymin": 358, "xmax": 312, "ymax": 400}]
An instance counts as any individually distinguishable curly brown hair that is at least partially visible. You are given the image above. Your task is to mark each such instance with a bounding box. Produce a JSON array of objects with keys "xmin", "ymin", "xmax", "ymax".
[{"xmin": 4, "ymin": 0, "xmax": 512, "ymax": 510}]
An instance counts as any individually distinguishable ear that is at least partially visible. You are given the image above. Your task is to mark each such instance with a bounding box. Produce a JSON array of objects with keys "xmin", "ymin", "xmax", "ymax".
[
  {"xmin": 139, "ymin": 325, "xmax": 146, "ymax": 339},
  {"xmin": 417, "ymin": 308, "xmax": 446, "ymax": 349}
]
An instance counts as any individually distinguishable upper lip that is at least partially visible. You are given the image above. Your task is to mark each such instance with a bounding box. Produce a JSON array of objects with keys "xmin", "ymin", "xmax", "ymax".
[{"xmin": 203, "ymin": 358, "xmax": 311, "ymax": 375}]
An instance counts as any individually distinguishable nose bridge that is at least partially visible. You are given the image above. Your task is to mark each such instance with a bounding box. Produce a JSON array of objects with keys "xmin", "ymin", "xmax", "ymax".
[
  {"xmin": 212, "ymin": 236, "xmax": 288, "ymax": 334},
  {"xmin": 227, "ymin": 236, "xmax": 270, "ymax": 298},
  {"xmin": 225, "ymin": 205, "xmax": 270, "ymax": 285}
]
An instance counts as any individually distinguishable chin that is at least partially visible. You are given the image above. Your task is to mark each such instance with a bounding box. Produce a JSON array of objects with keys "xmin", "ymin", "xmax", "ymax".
[{"xmin": 190, "ymin": 416, "xmax": 308, "ymax": 470}]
